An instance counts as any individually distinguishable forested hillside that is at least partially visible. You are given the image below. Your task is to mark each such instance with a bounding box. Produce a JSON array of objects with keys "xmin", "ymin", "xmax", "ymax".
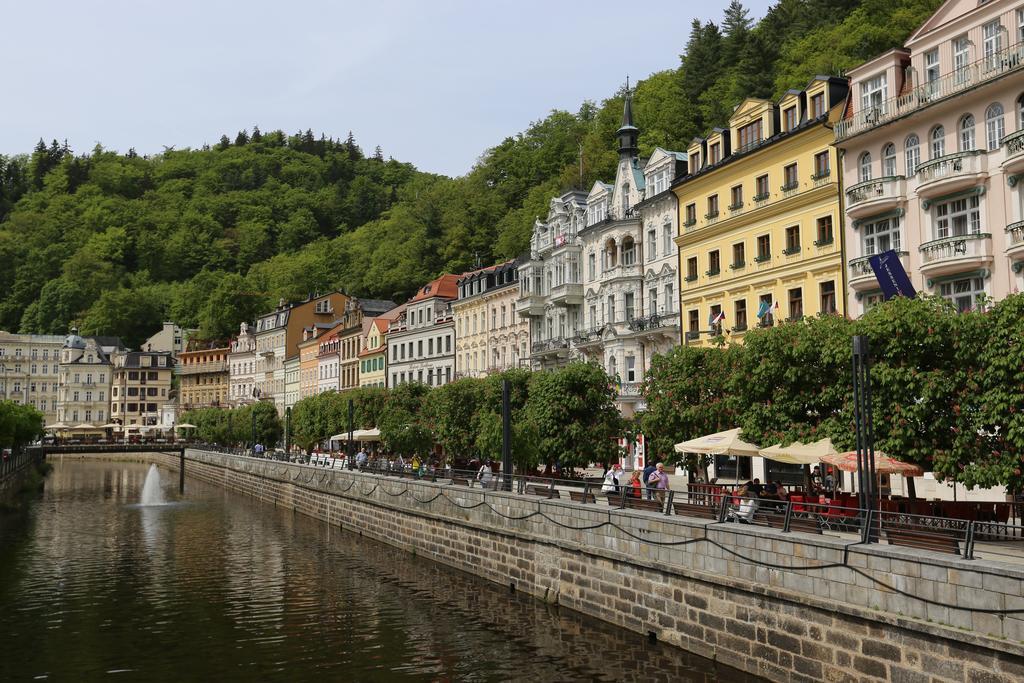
[{"xmin": 0, "ymin": 0, "xmax": 940, "ymax": 348}]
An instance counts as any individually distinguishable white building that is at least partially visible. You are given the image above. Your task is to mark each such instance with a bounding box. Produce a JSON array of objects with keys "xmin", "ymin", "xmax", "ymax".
[
  {"xmin": 389, "ymin": 274, "xmax": 459, "ymax": 387},
  {"xmin": 142, "ymin": 322, "xmax": 192, "ymax": 356},
  {"xmin": 228, "ymin": 322, "xmax": 258, "ymax": 406},
  {"xmin": 0, "ymin": 331, "xmax": 65, "ymax": 424},
  {"xmin": 57, "ymin": 331, "xmax": 123, "ymax": 427}
]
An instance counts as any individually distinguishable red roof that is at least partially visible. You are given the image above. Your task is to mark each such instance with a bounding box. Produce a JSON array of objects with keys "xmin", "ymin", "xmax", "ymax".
[{"xmin": 409, "ymin": 274, "xmax": 460, "ymax": 302}]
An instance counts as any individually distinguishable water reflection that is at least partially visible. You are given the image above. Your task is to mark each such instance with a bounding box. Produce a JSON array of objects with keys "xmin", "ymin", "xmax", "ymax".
[{"xmin": 0, "ymin": 460, "xmax": 760, "ymax": 682}]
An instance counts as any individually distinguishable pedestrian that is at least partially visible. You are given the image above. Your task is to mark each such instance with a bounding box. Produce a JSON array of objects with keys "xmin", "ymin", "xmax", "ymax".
[
  {"xmin": 356, "ymin": 448, "xmax": 367, "ymax": 469},
  {"xmin": 411, "ymin": 454, "xmax": 421, "ymax": 477},
  {"xmin": 648, "ymin": 462, "xmax": 670, "ymax": 503},
  {"xmin": 642, "ymin": 460, "xmax": 657, "ymax": 501},
  {"xmin": 601, "ymin": 463, "xmax": 621, "ymax": 493},
  {"xmin": 477, "ymin": 460, "xmax": 493, "ymax": 488},
  {"xmin": 394, "ymin": 454, "xmax": 405, "ymax": 472},
  {"xmin": 628, "ymin": 469, "xmax": 643, "ymax": 498}
]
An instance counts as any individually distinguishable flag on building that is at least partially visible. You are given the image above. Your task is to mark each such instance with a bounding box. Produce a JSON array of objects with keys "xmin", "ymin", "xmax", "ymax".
[
  {"xmin": 756, "ymin": 300, "xmax": 771, "ymax": 319},
  {"xmin": 709, "ymin": 310, "xmax": 726, "ymax": 325}
]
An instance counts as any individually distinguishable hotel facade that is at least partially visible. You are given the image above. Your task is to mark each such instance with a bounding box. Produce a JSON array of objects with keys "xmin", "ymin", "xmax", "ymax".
[
  {"xmin": 453, "ymin": 260, "xmax": 527, "ymax": 378},
  {"xmin": 836, "ymin": 0, "xmax": 1024, "ymax": 314},
  {"xmin": 672, "ymin": 76, "xmax": 850, "ymax": 345}
]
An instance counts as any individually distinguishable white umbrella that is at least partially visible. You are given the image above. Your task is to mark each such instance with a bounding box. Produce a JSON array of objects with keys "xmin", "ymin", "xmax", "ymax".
[
  {"xmin": 44, "ymin": 422, "xmax": 70, "ymax": 431},
  {"xmin": 100, "ymin": 423, "xmax": 121, "ymax": 429},
  {"xmin": 175, "ymin": 423, "xmax": 198, "ymax": 429},
  {"xmin": 674, "ymin": 428, "xmax": 760, "ymax": 456},
  {"xmin": 329, "ymin": 428, "xmax": 381, "ymax": 442},
  {"xmin": 758, "ymin": 441, "xmax": 823, "ymax": 465},
  {"xmin": 72, "ymin": 423, "xmax": 98, "ymax": 431}
]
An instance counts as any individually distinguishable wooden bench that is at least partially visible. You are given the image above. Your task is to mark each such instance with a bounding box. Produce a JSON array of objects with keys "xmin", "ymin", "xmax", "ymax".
[
  {"xmin": 568, "ymin": 490, "xmax": 596, "ymax": 504},
  {"xmin": 526, "ymin": 484, "xmax": 555, "ymax": 498},
  {"xmin": 883, "ymin": 527, "xmax": 961, "ymax": 555},
  {"xmin": 672, "ymin": 501, "xmax": 719, "ymax": 520},
  {"xmin": 450, "ymin": 477, "xmax": 469, "ymax": 487},
  {"xmin": 603, "ymin": 490, "xmax": 624, "ymax": 508},
  {"xmin": 754, "ymin": 511, "xmax": 822, "ymax": 534},
  {"xmin": 622, "ymin": 496, "xmax": 664, "ymax": 513}
]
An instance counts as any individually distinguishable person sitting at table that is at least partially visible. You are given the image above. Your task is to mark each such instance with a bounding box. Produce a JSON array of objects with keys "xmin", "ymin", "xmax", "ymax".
[
  {"xmin": 729, "ymin": 482, "xmax": 758, "ymax": 524},
  {"xmin": 761, "ymin": 480, "xmax": 787, "ymax": 512},
  {"xmin": 749, "ymin": 478, "xmax": 764, "ymax": 497}
]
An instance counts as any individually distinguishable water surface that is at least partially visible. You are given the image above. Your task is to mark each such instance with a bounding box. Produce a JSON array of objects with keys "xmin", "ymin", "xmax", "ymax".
[{"xmin": 0, "ymin": 459, "xmax": 759, "ymax": 682}]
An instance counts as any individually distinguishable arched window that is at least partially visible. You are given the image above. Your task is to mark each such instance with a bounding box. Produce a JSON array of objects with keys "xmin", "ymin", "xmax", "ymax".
[
  {"xmin": 858, "ymin": 152, "xmax": 872, "ymax": 182},
  {"xmin": 930, "ymin": 126, "xmax": 946, "ymax": 159},
  {"xmin": 958, "ymin": 114, "xmax": 976, "ymax": 151},
  {"xmin": 604, "ymin": 238, "xmax": 618, "ymax": 269},
  {"xmin": 986, "ymin": 103, "xmax": 1005, "ymax": 151},
  {"xmin": 905, "ymin": 134, "xmax": 920, "ymax": 176},
  {"xmin": 882, "ymin": 143, "xmax": 897, "ymax": 176},
  {"xmin": 622, "ymin": 236, "xmax": 636, "ymax": 266}
]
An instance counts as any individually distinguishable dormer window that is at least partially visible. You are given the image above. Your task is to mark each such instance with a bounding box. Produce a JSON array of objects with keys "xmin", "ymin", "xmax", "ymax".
[
  {"xmin": 738, "ymin": 120, "xmax": 762, "ymax": 151},
  {"xmin": 709, "ymin": 142, "xmax": 721, "ymax": 164},
  {"xmin": 810, "ymin": 92, "xmax": 825, "ymax": 118},
  {"xmin": 783, "ymin": 106, "xmax": 798, "ymax": 132},
  {"xmin": 860, "ymin": 74, "xmax": 887, "ymax": 115},
  {"xmin": 689, "ymin": 152, "xmax": 700, "ymax": 172}
]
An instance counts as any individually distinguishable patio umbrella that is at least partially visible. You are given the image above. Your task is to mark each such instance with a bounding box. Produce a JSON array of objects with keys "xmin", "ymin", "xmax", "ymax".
[
  {"xmin": 72, "ymin": 423, "xmax": 98, "ymax": 430},
  {"xmin": 675, "ymin": 428, "xmax": 760, "ymax": 484},
  {"xmin": 175, "ymin": 423, "xmax": 198, "ymax": 429},
  {"xmin": 44, "ymin": 422, "xmax": 70, "ymax": 431},
  {"xmin": 758, "ymin": 441, "xmax": 816, "ymax": 465},
  {"xmin": 821, "ymin": 451, "xmax": 923, "ymax": 477},
  {"xmin": 100, "ymin": 423, "xmax": 121, "ymax": 429}
]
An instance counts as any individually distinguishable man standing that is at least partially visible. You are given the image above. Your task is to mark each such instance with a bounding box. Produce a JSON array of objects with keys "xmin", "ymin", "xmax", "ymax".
[
  {"xmin": 642, "ymin": 460, "xmax": 657, "ymax": 501},
  {"xmin": 648, "ymin": 462, "xmax": 670, "ymax": 503}
]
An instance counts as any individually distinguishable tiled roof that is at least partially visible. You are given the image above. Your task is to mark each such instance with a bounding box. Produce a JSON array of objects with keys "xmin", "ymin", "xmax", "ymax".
[{"xmin": 409, "ymin": 274, "xmax": 460, "ymax": 302}]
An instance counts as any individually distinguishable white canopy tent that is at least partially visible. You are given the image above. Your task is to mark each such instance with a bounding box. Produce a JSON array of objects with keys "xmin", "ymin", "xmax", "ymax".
[
  {"xmin": 330, "ymin": 428, "xmax": 381, "ymax": 442},
  {"xmin": 674, "ymin": 428, "xmax": 761, "ymax": 484}
]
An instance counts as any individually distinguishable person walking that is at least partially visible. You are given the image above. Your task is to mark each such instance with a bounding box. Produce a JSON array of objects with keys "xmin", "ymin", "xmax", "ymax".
[
  {"xmin": 642, "ymin": 461, "xmax": 657, "ymax": 501},
  {"xmin": 411, "ymin": 454, "xmax": 421, "ymax": 478},
  {"xmin": 628, "ymin": 469, "xmax": 643, "ymax": 498},
  {"xmin": 477, "ymin": 460, "xmax": 493, "ymax": 488},
  {"xmin": 601, "ymin": 464, "xmax": 621, "ymax": 493},
  {"xmin": 648, "ymin": 462, "xmax": 670, "ymax": 503}
]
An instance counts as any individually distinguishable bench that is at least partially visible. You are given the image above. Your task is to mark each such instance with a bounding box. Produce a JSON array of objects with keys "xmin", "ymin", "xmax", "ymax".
[
  {"xmin": 569, "ymin": 490, "xmax": 596, "ymax": 504},
  {"xmin": 672, "ymin": 501, "xmax": 719, "ymax": 520},
  {"xmin": 450, "ymin": 477, "xmax": 470, "ymax": 487},
  {"xmin": 622, "ymin": 496, "xmax": 664, "ymax": 513},
  {"xmin": 754, "ymin": 511, "xmax": 822, "ymax": 534},
  {"xmin": 526, "ymin": 484, "xmax": 556, "ymax": 498},
  {"xmin": 883, "ymin": 527, "xmax": 961, "ymax": 555},
  {"xmin": 603, "ymin": 490, "xmax": 624, "ymax": 508}
]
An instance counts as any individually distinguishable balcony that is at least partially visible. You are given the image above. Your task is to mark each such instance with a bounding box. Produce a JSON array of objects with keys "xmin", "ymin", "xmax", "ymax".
[
  {"xmin": 835, "ymin": 40, "xmax": 1024, "ymax": 141},
  {"xmin": 1001, "ymin": 130, "xmax": 1024, "ymax": 174},
  {"xmin": 177, "ymin": 360, "xmax": 228, "ymax": 375},
  {"xmin": 1006, "ymin": 221, "xmax": 1024, "ymax": 260},
  {"xmin": 918, "ymin": 233, "xmax": 993, "ymax": 278},
  {"xmin": 516, "ymin": 293, "xmax": 545, "ymax": 317},
  {"xmin": 549, "ymin": 282, "xmax": 583, "ymax": 306},
  {"xmin": 848, "ymin": 251, "xmax": 910, "ymax": 291},
  {"xmin": 915, "ymin": 151, "xmax": 987, "ymax": 199},
  {"xmin": 601, "ymin": 263, "xmax": 641, "ymax": 284},
  {"xmin": 617, "ymin": 382, "xmax": 643, "ymax": 400},
  {"xmin": 627, "ymin": 311, "xmax": 680, "ymax": 339},
  {"xmin": 531, "ymin": 338, "xmax": 569, "ymax": 357},
  {"xmin": 845, "ymin": 176, "xmax": 905, "ymax": 219}
]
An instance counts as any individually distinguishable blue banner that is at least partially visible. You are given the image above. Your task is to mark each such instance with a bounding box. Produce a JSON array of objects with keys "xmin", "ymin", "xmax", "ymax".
[{"xmin": 868, "ymin": 249, "xmax": 916, "ymax": 300}]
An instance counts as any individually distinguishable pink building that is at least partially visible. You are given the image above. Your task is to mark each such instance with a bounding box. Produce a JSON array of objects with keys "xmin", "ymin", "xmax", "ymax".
[{"xmin": 837, "ymin": 0, "xmax": 1024, "ymax": 314}]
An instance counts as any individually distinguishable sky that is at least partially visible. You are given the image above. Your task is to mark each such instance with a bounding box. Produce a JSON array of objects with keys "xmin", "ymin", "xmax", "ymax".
[{"xmin": 1, "ymin": 0, "xmax": 774, "ymax": 177}]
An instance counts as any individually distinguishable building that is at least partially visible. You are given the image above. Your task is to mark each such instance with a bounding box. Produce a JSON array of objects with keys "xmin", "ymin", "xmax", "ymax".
[
  {"xmin": 253, "ymin": 292, "xmax": 351, "ymax": 414},
  {"xmin": 57, "ymin": 331, "xmax": 122, "ymax": 427},
  {"xmin": 835, "ymin": 0, "xmax": 1024, "ymax": 314},
  {"xmin": 453, "ymin": 260, "xmax": 527, "ymax": 378},
  {"xmin": 111, "ymin": 350, "xmax": 174, "ymax": 427},
  {"xmin": 516, "ymin": 88, "xmax": 684, "ymax": 415},
  {"xmin": 283, "ymin": 356, "xmax": 300, "ymax": 411},
  {"xmin": 335, "ymin": 299, "xmax": 397, "ymax": 394},
  {"xmin": 297, "ymin": 323, "xmax": 335, "ymax": 401},
  {"xmin": 672, "ymin": 76, "xmax": 850, "ymax": 346},
  {"xmin": 388, "ymin": 274, "xmax": 459, "ymax": 387},
  {"xmin": 316, "ymin": 323, "xmax": 343, "ymax": 394},
  {"xmin": 227, "ymin": 323, "xmax": 258, "ymax": 406},
  {"xmin": 177, "ymin": 343, "xmax": 229, "ymax": 411},
  {"xmin": 0, "ymin": 331, "xmax": 65, "ymax": 424},
  {"xmin": 359, "ymin": 306, "xmax": 404, "ymax": 388},
  {"xmin": 142, "ymin": 322, "xmax": 192, "ymax": 355}
]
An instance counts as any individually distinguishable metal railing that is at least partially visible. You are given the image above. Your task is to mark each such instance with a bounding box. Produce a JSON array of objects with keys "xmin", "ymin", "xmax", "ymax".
[
  {"xmin": 1, "ymin": 448, "xmax": 44, "ymax": 485},
  {"xmin": 919, "ymin": 233, "xmax": 992, "ymax": 265}
]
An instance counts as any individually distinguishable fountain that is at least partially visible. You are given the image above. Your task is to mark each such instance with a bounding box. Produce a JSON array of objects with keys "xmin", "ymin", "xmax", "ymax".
[{"xmin": 140, "ymin": 464, "xmax": 167, "ymax": 506}]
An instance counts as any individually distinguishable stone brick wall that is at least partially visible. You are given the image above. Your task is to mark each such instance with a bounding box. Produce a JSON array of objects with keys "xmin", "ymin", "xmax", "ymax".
[{"xmin": 98, "ymin": 450, "xmax": 1024, "ymax": 682}]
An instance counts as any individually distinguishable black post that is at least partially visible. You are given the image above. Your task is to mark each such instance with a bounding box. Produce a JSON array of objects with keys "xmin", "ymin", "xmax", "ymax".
[
  {"xmin": 284, "ymin": 406, "xmax": 291, "ymax": 460},
  {"xmin": 852, "ymin": 335, "xmax": 878, "ymax": 542},
  {"xmin": 347, "ymin": 398, "xmax": 355, "ymax": 469},
  {"xmin": 179, "ymin": 448, "xmax": 185, "ymax": 494},
  {"xmin": 501, "ymin": 379, "xmax": 512, "ymax": 491},
  {"xmin": 251, "ymin": 410, "xmax": 257, "ymax": 455}
]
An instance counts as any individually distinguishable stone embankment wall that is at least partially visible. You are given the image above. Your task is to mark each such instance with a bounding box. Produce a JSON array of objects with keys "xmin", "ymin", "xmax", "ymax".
[{"xmin": 107, "ymin": 450, "xmax": 1024, "ymax": 682}]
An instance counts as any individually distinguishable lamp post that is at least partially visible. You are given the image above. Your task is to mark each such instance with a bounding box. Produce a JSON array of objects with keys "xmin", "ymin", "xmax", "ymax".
[
  {"xmin": 347, "ymin": 398, "xmax": 354, "ymax": 469},
  {"xmin": 501, "ymin": 379, "xmax": 512, "ymax": 491},
  {"xmin": 851, "ymin": 335, "xmax": 878, "ymax": 543}
]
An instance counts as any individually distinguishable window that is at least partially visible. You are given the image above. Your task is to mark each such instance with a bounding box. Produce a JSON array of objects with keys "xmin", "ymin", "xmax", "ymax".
[
  {"xmin": 622, "ymin": 238, "xmax": 636, "ymax": 266},
  {"xmin": 417, "ymin": 340, "xmax": 423, "ymax": 357},
  {"xmin": 813, "ymin": 151, "xmax": 830, "ymax": 178},
  {"xmin": 758, "ymin": 293, "xmax": 774, "ymax": 327},
  {"xmin": 924, "ymin": 49, "xmax": 940, "ymax": 95},
  {"xmin": 940, "ymin": 276, "xmax": 986, "ymax": 313},
  {"xmin": 983, "ymin": 21, "xmax": 1003, "ymax": 70},
  {"xmin": 820, "ymin": 281, "xmax": 837, "ymax": 315},
  {"xmin": 860, "ymin": 74, "xmax": 887, "ymax": 114},
  {"xmin": 734, "ymin": 299, "xmax": 747, "ymax": 331},
  {"xmin": 954, "ymin": 36, "xmax": 970, "ymax": 83},
  {"xmin": 755, "ymin": 174, "xmax": 769, "ymax": 200},
  {"xmin": 709, "ymin": 142, "xmax": 721, "ymax": 164},
  {"xmin": 986, "ymin": 103, "xmax": 1005, "ymax": 151},
  {"xmin": 648, "ymin": 289, "xmax": 658, "ymax": 315},
  {"xmin": 688, "ymin": 309, "xmax": 699, "ymax": 334},
  {"xmin": 756, "ymin": 235, "xmax": 771, "ymax": 262},
  {"xmin": 428, "ymin": 338, "xmax": 434, "ymax": 355},
  {"xmin": 905, "ymin": 134, "xmax": 920, "ymax": 175},
  {"xmin": 783, "ymin": 106, "xmax": 797, "ymax": 131},
  {"xmin": 689, "ymin": 152, "xmax": 700, "ymax": 172},
  {"xmin": 810, "ymin": 92, "xmax": 824, "ymax": 118},
  {"xmin": 708, "ymin": 250, "xmax": 721, "ymax": 276},
  {"xmin": 788, "ymin": 288, "xmax": 803, "ymax": 320},
  {"xmin": 684, "ymin": 203, "xmax": 697, "ymax": 225},
  {"xmin": 706, "ymin": 194, "xmax": 719, "ymax": 218},
  {"xmin": 446, "ymin": 335, "xmax": 451, "ymax": 353},
  {"xmin": 607, "ymin": 295, "xmax": 616, "ymax": 322},
  {"xmin": 931, "ymin": 126, "xmax": 945, "ymax": 159},
  {"xmin": 738, "ymin": 119, "xmax": 762, "ymax": 150},
  {"xmin": 709, "ymin": 304, "xmax": 723, "ymax": 334},
  {"xmin": 858, "ymin": 152, "xmax": 872, "ymax": 182},
  {"xmin": 784, "ymin": 226, "xmax": 800, "ymax": 254},
  {"xmin": 647, "ymin": 228, "xmax": 657, "ymax": 259},
  {"xmin": 816, "ymin": 216, "xmax": 834, "ymax": 245},
  {"xmin": 625, "ymin": 292, "xmax": 635, "ymax": 320},
  {"xmin": 882, "ymin": 143, "xmax": 896, "ymax": 176},
  {"xmin": 934, "ymin": 195, "xmax": 981, "ymax": 238},
  {"xmin": 625, "ymin": 356, "xmax": 636, "ymax": 383},
  {"xmin": 1019, "ymin": 8, "xmax": 1024, "ymax": 43},
  {"xmin": 686, "ymin": 256, "xmax": 698, "ymax": 281},
  {"xmin": 732, "ymin": 242, "xmax": 745, "ymax": 268},
  {"xmin": 959, "ymin": 114, "xmax": 976, "ymax": 151},
  {"xmin": 588, "ymin": 253, "xmax": 596, "ymax": 280},
  {"xmin": 1019, "ymin": 93, "xmax": 1024, "ymax": 129},
  {"xmin": 862, "ymin": 216, "xmax": 902, "ymax": 255},
  {"xmin": 727, "ymin": 185, "xmax": 743, "ymax": 211},
  {"xmin": 662, "ymin": 224, "xmax": 672, "ymax": 255},
  {"xmin": 664, "ymin": 284, "xmax": 673, "ymax": 313},
  {"xmin": 782, "ymin": 163, "xmax": 798, "ymax": 190}
]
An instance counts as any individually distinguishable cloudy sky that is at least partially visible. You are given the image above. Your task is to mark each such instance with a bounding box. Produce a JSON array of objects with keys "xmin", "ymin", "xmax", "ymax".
[{"xmin": 2, "ymin": 0, "xmax": 773, "ymax": 177}]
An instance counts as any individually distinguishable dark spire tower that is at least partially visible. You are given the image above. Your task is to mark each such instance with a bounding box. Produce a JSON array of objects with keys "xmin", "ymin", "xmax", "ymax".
[{"xmin": 616, "ymin": 77, "xmax": 639, "ymax": 160}]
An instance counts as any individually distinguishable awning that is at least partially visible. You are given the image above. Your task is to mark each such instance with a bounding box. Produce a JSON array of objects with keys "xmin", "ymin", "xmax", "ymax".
[
  {"xmin": 758, "ymin": 438, "xmax": 837, "ymax": 465},
  {"xmin": 674, "ymin": 428, "xmax": 760, "ymax": 456},
  {"xmin": 329, "ymin": 427, "xmax": 381, "ymax": 442}
]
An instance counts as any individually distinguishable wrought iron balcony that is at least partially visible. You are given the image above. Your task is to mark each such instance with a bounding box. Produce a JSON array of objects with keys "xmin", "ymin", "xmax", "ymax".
[
  {"xmin": 919, "ymin": 233, "xmax": 993, "ymax": 278},
  {"xmin": 916, "ymin": 151, "xmax": 986, "ymax": 198},
  {"xmin": 848, "ymin": 251, "xmax": 910, "ymax": 291}
]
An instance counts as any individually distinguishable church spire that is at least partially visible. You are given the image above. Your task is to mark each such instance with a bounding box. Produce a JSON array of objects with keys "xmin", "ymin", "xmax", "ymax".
[{"xmin": 617, "ymin": 77, "xmax": 639, "ymax": 159}]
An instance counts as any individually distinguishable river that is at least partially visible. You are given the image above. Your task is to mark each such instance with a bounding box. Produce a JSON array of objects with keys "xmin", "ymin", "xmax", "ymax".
[{"xmin": 0, "ymin": 459, "xmax": 759, "ymax": 682}]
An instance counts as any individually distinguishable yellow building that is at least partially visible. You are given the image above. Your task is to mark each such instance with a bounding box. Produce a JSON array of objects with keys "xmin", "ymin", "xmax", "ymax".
[
  {"xmin": 177, "ymin": 345, "xmax": 229, "ymax": 410},
  {"xmin": 672, "ymin": 76, "xmax": 849, "ymax": 346},
  {"xmin": 453, "ymin": 260, "xmax": 527, "ymax": 377},
  {"xmin": 358, "ymin": 318, "xmax": 389, "ymax": 387}
]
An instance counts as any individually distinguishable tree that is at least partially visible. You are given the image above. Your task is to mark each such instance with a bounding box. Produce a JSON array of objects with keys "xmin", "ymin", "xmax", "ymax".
[
  {"xmin": 379, "ymin": 383, "xmax": 434, "ymax": 457},
  {"xmin": 0, "ymin": 401, "xmax": 44, "ymax": 449},
  {"xmin": 426, "ymin": 377, "xmax": 485, "ymax": 461}
]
